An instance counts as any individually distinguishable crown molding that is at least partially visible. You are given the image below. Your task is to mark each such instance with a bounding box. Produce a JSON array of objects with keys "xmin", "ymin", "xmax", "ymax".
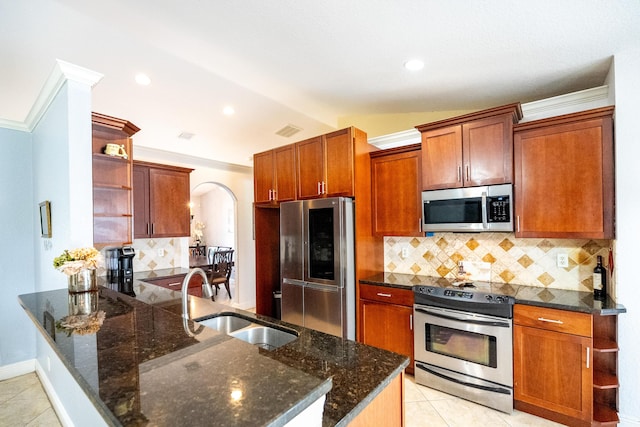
[
  {"xmin": 368, "ymin": 85, "xmax": 611, "ymax": 149},
  {"xmin": 25, "ymin": 59, "xmax": 103, "ymax": 131},
  {"xmin": 520, "ymin": 85, "xmax": 610, "ymax": 121},
  {"xmin": 134, "ymin": 145, "xmax": 252, "ymax": 174},
  {"xmin": 0, "ymin": 60, "xmax": 103, "ymax": 133},
  {"xmin": 368, "ymin": 128, "xmax": 421, "ymax": 150}
]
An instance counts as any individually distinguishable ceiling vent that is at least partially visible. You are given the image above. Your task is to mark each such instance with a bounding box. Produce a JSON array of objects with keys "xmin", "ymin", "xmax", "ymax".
[
  {"xmin": 275, "ymin": 124, "xmax": 303, "ymax": 138},
  {"xmin": 178, "ymin": 131, "xmax": 195, "ymax": 140}
]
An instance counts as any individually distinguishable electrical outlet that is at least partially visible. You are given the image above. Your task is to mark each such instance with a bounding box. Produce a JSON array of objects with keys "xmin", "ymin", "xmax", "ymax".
[
  {"xmin": 557, "ymin": 253, "xmax": 569, "ymax": 268},
  {"xmin": 157, "ymin": 248, "xmax": 165, "ymax": 257},
  {"xmin": 401, "ymin": 247, "xmax": 409, "ymax": 259}
]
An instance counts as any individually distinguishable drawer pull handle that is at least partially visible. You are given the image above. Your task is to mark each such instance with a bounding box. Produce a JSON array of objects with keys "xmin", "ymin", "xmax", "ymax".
[
  {"xmin": 376, "ymin": 293, "xmax": 392, "ymax": 298},
  {"xmin": 586, "ymin": 347, "xmax": 590, "ymax": 369},
  {"xmin": 537, "ymin": 317, "xmax": 563, "ymax": 324}
]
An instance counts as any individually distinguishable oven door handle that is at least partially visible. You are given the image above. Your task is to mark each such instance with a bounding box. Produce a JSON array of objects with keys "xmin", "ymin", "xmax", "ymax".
[
  {"xmin": 415, "ymin": 307, "xmax": 511, "ymax": 328},
  {"xmin": 416, "ymin": 363, "xmax": 511, "ymax": 395}
]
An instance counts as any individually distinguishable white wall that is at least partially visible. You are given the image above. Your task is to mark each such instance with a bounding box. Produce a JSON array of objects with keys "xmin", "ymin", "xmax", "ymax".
[
  {"xmin": 612, "ymin": 48, "xmax": 640, "ymax": 426},
  {"xmin": 31, "ymin": 81, "xmax": 94, "ymax": 292},
  {"xmin": 0, "ymin": 127, "xmax": 35, "ymax": 366},
  {"xmin": 200, "ymin": 185, "xmax": 235, "ymax": 249}
]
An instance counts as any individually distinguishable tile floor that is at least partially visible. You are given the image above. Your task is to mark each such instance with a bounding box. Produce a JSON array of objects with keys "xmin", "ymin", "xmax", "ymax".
[
  {"xmin": 404, "ymin": 375, "xmax": 564, "ymax": 427},
  {"xmin": 0, "ymin": 372, "xmax": 61, "ymax": 427}
]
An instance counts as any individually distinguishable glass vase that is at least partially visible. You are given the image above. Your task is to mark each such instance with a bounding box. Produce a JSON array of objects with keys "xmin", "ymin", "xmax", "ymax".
[{"xmin": 68, "ymin": 269, "xmax": 97, "ymax": 293}]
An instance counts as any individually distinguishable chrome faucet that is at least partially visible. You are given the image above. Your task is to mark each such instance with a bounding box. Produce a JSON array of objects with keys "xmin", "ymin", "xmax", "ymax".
[{"xmin": 181, "ymin": 268, "xmax": 214, "ymax": 336}]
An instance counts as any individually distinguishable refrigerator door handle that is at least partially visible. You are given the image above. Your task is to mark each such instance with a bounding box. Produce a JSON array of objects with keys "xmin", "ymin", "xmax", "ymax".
[
  {"xmin": 304, "ymin": 281, "xmax": 340, "ymax": 292},
  {"xmin": 283, "ymin": 278, "xmax": 306, "ymax": 287}
]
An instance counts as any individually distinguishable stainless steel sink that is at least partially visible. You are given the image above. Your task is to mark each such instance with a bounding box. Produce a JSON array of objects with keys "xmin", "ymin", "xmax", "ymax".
[
  {"xmin": 194, "ymin": 314, "xmax": 298, "ymax": 350},
  {"xmin": 195, "ymin": 314, "xmax": 253, "ymax": 333},
  {"xmin": 230, "ymin": 325, "xmax": 298, "ymax": 350}
]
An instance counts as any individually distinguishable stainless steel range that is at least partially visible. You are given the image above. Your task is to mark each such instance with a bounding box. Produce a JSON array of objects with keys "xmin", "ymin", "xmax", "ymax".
[{"xmin": 413, "ymin": 283, "xmax": 515, "ymax": 413}]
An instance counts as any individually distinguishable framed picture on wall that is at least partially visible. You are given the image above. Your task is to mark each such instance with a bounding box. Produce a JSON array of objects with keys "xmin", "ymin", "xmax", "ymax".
[{"xmin": 39, "ymin": 201, "xmax": 51, "ymax": 238}]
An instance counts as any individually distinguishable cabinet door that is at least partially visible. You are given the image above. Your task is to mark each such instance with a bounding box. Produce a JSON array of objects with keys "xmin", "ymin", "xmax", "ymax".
[
  {"xmin": 463, "ymin": 114, "xmax": 513, "ymax": 186},
  {"xmin": 253, "ymin": 150, "xmax": 275, "ymax": 204},
  {"xmin": 360, "ymin": 299, "xmax": 414, "ymax": 373},
  {"xmin": 514, "ymin": 324, "xmax": 593, "ymax": 422},
  {"xmin": 273, "ymin": 145, "xmax": 296, "ymax": 202},
  {"xmin": 132, "ymin": 165, "xmax": 151, "ymax": 238},
  {"xmin": 371, "ymin": 147, "xmax": 422, "ymax": 236},
  {"xmin": 324, "ymin": 128, "xmax": 354, "ymax": 197},
  {"xmin": 149, "ymin": 168, "xmax": 191, "ymax": 237},
  {"xmin": 296, "ymin": 136, "xmax": 324, "ymax": 199},
  {"xmin": 421, "ymin": 124, "xmax": 462, "ymax": 190},
  {"xmin": 514, "ymin": 111, "xmax": 614, "ymax": 238}
]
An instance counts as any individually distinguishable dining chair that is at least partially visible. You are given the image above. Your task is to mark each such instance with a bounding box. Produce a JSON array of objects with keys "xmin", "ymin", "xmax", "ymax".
[{"xmin": 208, "ymin": 249, "xmax": 234, "ymax": 298}]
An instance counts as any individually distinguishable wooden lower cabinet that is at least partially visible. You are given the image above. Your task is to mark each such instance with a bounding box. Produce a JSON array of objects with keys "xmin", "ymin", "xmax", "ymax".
[
  {"xmin": 514, "ymin": 304, "xmax": 620, "ymax": 426},
  {"xmin": 349, "ymin": 371, "xmax": 405, "ymax": 427},
  {"xmin": 143, "ymin": 274, "xmax": 205, "ymax": 298},
  {"xmin": 359, "ymin": 284, "xmax": 414, "ymax": 374}
]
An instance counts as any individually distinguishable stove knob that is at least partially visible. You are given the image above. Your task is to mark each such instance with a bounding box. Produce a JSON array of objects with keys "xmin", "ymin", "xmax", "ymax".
[{"xmin": 485, "ymin": 295, "xmax": 493, "ymax": 301}]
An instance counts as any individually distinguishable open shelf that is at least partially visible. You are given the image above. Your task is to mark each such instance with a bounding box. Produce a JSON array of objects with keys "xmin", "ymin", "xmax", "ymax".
[{"xmin": 92, "ymin": 113, "xmax": 139, "ymax": 247}]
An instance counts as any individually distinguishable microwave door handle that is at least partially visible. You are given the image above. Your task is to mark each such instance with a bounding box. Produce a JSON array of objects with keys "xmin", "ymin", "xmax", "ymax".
[{"xmin": 481, "ymin": 191, "xmax": 488, "ymax": 229}]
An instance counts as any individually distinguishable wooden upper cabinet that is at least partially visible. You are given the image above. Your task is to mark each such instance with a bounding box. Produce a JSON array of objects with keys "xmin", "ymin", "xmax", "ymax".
[
  {"xmin": 91, "ymin": 113, "xmax": 139, "ymax": 248},
  {"xmin": 296, "ymin": 136, "xmax": 325, "ymax": 199},
  {"xmin": 133, "ymin": 161, "xmax": 193, "ymax": 238},
  {"xmin": 417, "ymin": 103, "xmax": 522, "ymax": 190},
  {"xmin": 324, "ymin": 128, "xmax": 355, "ymax": 197},
  {"xmin": 371, "ymin": 144, "xmax": 422, "ymax": 236},
  {"xmin": 420, "ymin": 125, "xmax": 462, "ymax": 190},
  {"xmin": 513, "ymin": 107, "xmax": 615, "ymax": 239},
  {"xmin": 253, "ymin": 144, "xmax": 296, "ymax": 205},
  {"xmin": 297, "ymin": 128, "xmax": 355, "ymax": 199}
]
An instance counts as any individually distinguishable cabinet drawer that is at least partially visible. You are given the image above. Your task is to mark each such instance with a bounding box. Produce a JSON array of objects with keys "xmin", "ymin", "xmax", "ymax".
[
  {"xmin": 360, "ymin": 284, "xmax": 414, "ymax": 306},
  {"xmin": 514, "ymin": 304, "xmax": 592, "ymax": 337}
]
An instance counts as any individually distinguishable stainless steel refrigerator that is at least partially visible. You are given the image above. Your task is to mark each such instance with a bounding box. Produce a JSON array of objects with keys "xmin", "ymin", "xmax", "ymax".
[{"xmin": 280, "ymin": 197, "xmax": 355, "ymax": 340}]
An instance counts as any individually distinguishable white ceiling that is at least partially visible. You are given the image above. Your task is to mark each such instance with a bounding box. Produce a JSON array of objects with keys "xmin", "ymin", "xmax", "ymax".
[{"xmin": 2, "ymin": 0, "xmax": 639, "ymax": 167}]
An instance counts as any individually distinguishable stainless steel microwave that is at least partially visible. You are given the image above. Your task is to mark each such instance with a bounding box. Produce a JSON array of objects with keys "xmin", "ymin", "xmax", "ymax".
[{"xmin": 422, "ymin": 184, "xmax": 513, "ymax": 232}]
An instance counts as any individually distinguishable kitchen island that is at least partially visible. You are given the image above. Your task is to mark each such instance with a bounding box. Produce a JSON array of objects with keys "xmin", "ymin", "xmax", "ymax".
[{"xmin": 18, "ymin": 270, "xmax": 408, "ymax": 427}]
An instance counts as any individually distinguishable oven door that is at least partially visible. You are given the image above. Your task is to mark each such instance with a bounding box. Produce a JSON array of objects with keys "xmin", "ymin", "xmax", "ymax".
[{"xmin": 414, "ymin": 304, "xmax": 513, "ymax": 387}]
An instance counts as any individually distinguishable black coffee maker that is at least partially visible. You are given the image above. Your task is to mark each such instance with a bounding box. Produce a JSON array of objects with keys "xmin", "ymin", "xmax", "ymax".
[{"xmin": 105, "ymin": 246, "xmax": 136, "ymax": 296}]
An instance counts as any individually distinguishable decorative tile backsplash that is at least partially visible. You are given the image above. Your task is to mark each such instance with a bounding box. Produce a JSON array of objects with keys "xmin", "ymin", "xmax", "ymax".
[
  {"xmin": 98, "ymin": 238, "xmax": 188, "ymax": 274},
  {"xmin": 131, "ymin": 238, "xmax": 189, "ymax": 271},
  {"xmin": 385, "ymin": 234, "xmax": 613, "ymax": 293}
]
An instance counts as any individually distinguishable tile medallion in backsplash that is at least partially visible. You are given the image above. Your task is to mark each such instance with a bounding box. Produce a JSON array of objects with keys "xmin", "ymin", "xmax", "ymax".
[
  {"xmin": 130, "ymin": 237, "xmax": 189, "ymax": 272},
  {"xmin": 385, "ymin": 234, "xmax": 613, "ymax": 293}
]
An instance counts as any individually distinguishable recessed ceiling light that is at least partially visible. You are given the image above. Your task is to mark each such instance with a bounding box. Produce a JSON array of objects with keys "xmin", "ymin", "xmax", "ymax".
[
  {"xmin": 135, "ymin": 73, "xmax": 151, "ymax": 86},
  {"xmin": 404, "ymin": 59, "xmax": 424, "ymax": 71},
  {"xmin": 223, "ymin": 106, "xmax": 235, "ymax": 116}
]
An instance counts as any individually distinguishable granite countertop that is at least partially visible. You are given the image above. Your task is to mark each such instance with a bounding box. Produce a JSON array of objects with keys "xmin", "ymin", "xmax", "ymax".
[
  {"xmin": 19, "ymin": 270, "xmax": 408, "ymax": 427},
  {"xmin": 360, "ymin": 272, "xmax": 626, "ymax": 315}
]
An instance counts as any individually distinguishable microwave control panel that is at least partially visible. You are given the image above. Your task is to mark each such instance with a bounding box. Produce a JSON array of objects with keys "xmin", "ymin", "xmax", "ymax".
[{"xmin": 487, "ymin": 196, "xmax": 510, "ymax": 223}]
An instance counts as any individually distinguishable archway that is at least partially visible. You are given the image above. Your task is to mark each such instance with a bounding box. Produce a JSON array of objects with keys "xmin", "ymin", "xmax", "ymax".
[{"xmin": 190, "ymin": 182, "xmax": 238, "ymax": 305}]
